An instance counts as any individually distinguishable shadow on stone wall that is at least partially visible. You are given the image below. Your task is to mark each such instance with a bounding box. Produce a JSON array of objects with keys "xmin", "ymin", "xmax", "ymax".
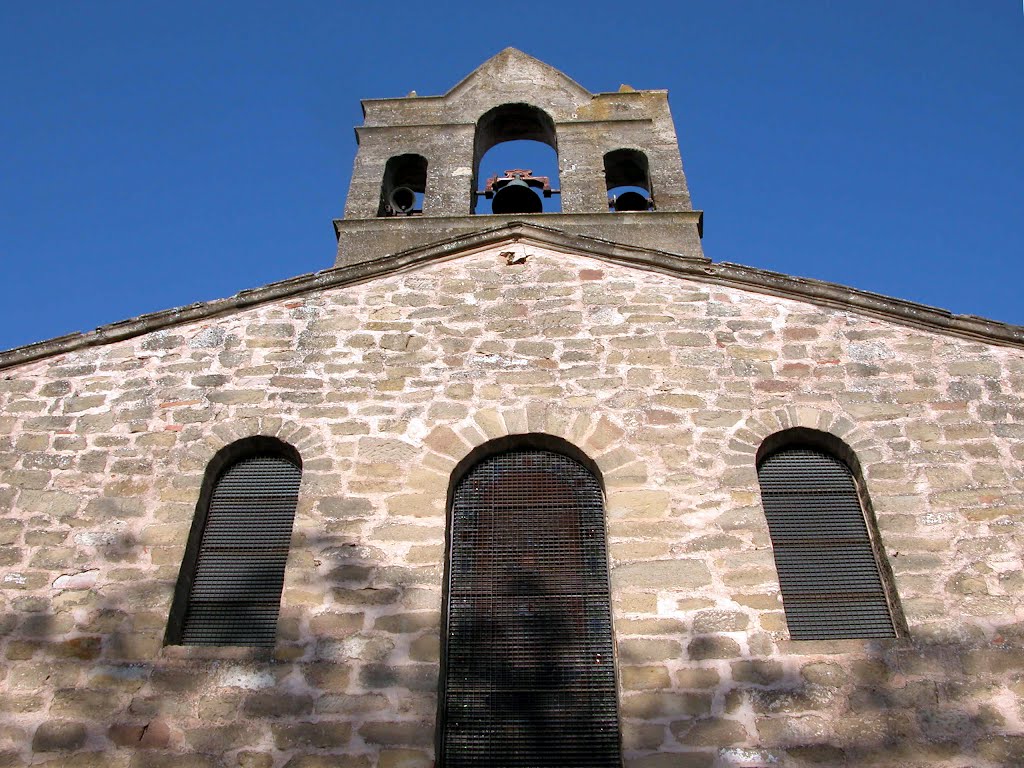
[
  {"xmin": 619, "ymin": 627, "xmax": 1024, "ymax": 767},
  {"xmin": 4, "ymin": 526, "xmax": 1023, "ymax": 767},
  {"xmin": 1, "ymin": 527, "xmax": 439, "ymax": 767}
]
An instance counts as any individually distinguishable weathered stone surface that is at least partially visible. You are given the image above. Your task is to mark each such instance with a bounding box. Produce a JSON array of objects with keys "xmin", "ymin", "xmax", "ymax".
[
  {"xmin": 621, "ymin": 692, "xmax": 713, "ymax": 719},
  {"xmin": 612, "ymin": 560, "xmax": 712, "ymax": 590},
  {"xmin": 271, "ymin": 721, "xmax": 352, "ymax": 749},
  {"xmin": 692, "ymin": 610, "xmax": 749, "ymax": 632},
  {"xmin": 377, "ymin": 749, "xmax": 433, "ymax": 768},
  {"xmin": 32, "ymin": 720, "xmax": 87, "ymax": 751},
  {"xmin": 670, "ymin": 717, "xmax": 749, "ymax": 746},
  {"xmin": 619, "ymin": 638, "xmax": 684, "ymax": 663},
  {"xmin": 687, "ymin": 636, "xmax": 742, "ymax": 660},
  {"xmin": 628, "ymin": 750, "xmax": 714, "ymax": 767},
  {"xmin": 358, "ymin": 720, "xmax": 433, "ymax": 747},
  {"xmin": 621, "ymin": 665, "xmax": 672, "ymax": 690},
  {"xmin": 731, "ymin": 660, "xmax": 785, "ymax": 686}
]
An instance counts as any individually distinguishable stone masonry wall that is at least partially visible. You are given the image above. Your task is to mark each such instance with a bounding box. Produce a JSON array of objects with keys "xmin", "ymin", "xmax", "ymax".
[{"xmin": 0, "ymin": 242, "xmax": 1022, "ymax": 767}]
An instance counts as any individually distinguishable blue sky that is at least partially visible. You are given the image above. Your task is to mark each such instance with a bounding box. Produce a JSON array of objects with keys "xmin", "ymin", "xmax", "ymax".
[{"xmin": 1, "ymin": 2, "xmax": 1021, "ymax": 352}]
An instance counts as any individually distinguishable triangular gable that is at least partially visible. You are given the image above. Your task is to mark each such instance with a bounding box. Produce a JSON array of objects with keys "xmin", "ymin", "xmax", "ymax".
[
  {"xmin": 3, "ymin": 221, "xmax": 1024, "ymax": 369},
  {"xmin": 444, "ymin": 47, "xmax": 592, "ymax": 104}
]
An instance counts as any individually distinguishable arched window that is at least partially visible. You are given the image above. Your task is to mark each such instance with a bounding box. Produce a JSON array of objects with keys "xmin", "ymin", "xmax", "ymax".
[
  {"xmin": 378, "ymin": 154, "xmax": 428, "ymax": 216},
  {"xmin": 604, "ymin": 148, "xmax": 653, "ymax": 212},
  {"xmin": 165, "ymin": 437, "xmax": 302, "ymax": 647},
  {"xmin": 439, "ymin": 440, "xmax": 621, "ymax": 767},
  {"xmin": 756, "ymin": 429, "xmax": 898, "ymax": 640},
  {"xmin": 473, "ymin": 104, "xmax": 561, "ymax": 214}
]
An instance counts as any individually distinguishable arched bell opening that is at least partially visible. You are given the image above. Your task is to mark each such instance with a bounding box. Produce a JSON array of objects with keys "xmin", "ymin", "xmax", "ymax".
[
  {"xmin": 378, "ymin": 154, "xmax": 428, "ymax": 217},
  {"xmin": 473, "ymin": 104, "xmax": 561, "ymax": 214},
  {"xmin": 604, "ymin": 148, "xmax": 654, "ymax": 212}
]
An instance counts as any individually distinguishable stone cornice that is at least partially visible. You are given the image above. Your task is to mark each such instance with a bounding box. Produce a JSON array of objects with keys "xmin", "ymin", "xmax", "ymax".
[{"xmin": 3, "ymin": 221, "xmax": 1023, "ymax": 370}]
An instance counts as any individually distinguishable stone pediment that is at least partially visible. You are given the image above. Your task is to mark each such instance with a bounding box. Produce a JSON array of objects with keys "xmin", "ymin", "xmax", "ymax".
[
  {"xmin": 443, "ymin": 47, "xmax": 593, "ymax": 107},
  {"xmin": 3, "ymin": 221, "xmax": 1023, "ymax": 369}
]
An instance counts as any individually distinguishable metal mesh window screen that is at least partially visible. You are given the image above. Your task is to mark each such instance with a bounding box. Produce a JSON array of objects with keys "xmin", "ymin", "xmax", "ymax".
[
  {"xmin": 441, "ymin": 450, "xmax": 621, "ymax": 767},
  {"xmin": 758, "ymin": 447, "xmax": 896, "ymax": 640},
  {"xmin": 180, "ymin": 454, "xmax": 301, "ymax": 646}
]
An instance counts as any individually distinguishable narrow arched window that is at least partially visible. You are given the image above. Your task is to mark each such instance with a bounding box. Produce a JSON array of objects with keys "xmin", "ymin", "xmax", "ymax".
[
  {"xmin": 757, "ymin": 437, "xmax": 897, "ymax": 640},
  {"xmin": 604, "ymin": 148, "xmax": 653, "ymax": 212},
  {"xmin": 440, "ymin": 446, "xmax": 621, "ymax": 767},
  {"xmin": 165, "ymin": 437, "xmax": 302, "ymax": 647}
]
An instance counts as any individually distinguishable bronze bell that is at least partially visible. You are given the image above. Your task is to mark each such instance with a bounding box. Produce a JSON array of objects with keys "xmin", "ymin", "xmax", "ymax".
[
  {"xmin": 388, "ymin": 186, "xmax": 417, "ymax": 214},
  {"xmin": 610, "ymin": 190, "xmax": 652, "ymax": 212},
  {"xmin": 491, "ymin": 178, "xmax": 543, "ymax": 215}
]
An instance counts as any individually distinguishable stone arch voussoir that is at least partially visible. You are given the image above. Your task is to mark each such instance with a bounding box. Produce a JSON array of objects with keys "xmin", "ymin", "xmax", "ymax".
[
  {"xmin": 734, "ymin": 406, "xmax": 887, "ymax": 486},
  {"xmin": 421, "ymin": 405, "xmax": 646, "ymax": 494},
  {"xmin": 734, "ymin": 406, "xmax": 865, "ymax": 454}
]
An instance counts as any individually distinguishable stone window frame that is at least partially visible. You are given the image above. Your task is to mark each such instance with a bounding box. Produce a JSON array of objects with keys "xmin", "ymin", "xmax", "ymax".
[
  {"xmin": 163, "ymin": 435, "xmax": 302, "ymax": 647},
  {"xmin": 755, "ymin": 427, "xmax": 908, "ymax": 640}
]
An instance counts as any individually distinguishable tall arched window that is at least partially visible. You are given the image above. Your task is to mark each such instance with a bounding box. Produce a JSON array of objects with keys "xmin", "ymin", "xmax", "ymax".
[
  {"xmin": 756, "ymin": 429, "xmax": 898, "ymax": 640},
  {"xmin": 439, "ymin": 440, "xmax": 621, "ymax": 767},
  {"xmin": 165, "ymin": 437, "xmax": 302, "ymax": 647}
]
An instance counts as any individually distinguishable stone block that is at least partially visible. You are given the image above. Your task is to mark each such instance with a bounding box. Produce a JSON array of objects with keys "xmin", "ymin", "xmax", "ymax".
[
  {"xmin": 799, "ymin": 662, "xmax": 847, "ymax": 687},
  {"xmin": 673, "ymin": 669, "xmax": 721, "ymax": 689},
  {"xmin": 620, "ymin": 692, "xmax": 713, "ymax": 719},
  {"xmin": 409, "ymin": 634, "xmax": 440, "ymax": 663},
  {"xmin": 359, "ymin": 664, "xmax": 438, "ymax": 692},
  {"xmin": 687, "ymin": 636, "xmax": 741, "ymax": 660},
  {"xmin": 243, "ymin": 692, "xmax": 314, "ymax": 717},
  {"xmin": 309, "ymin": 612, "xmax": 364, "ymax": 636},
  {"xmin": 607, "ymin": 490, "xmax": 671, "ymax": 519},
  {"xmin": 358, "ymin": 720, "xmax": 433, "ymax": 747},
  {"xmin": 271, "ymin": 721, "xmax": 352, "ymax": 749},
  {"xmin": 612, "ymin": 560, "xmax": 711, "ymax": 590},
  {"xmin": 284, "ymin": 756, "xmax": 372, "ymax": 768},
  {"xmin": 621, "ymin": 721, "xmax": 666, "ymax": 751},
  {"xmin": 615, "ymin": 592, "xmax": 659, "ymax": 614},
  {"xmin": 627, "ymin": 751, "xmax": 714, "ymax": 767},
  {"xmin": 755, "ymin": 714, "xmax": 831, "ymax": 747},
  {"xmin": 377, "ymin": 749, "xmax": 433, "ymax": 768},
  {"xmin": 731, "ymin": 660, "xmax": 785, "ymax": 686},
  {"xmin": 692, "ymin": 610, "xmax": 749, "ymax": 632},
  {"xmin": 51, "ymin": 687, "xmax": 122, "ymax": 718},
  {"xmin": 109, "ymin": 721, "xmax": 172, "ymax": 749},
  {"xmin": 315, "ymin": 693, "xmax": 389, "ymax": 716},
  {"xmin": 621, "ymin": 665, "xmax": 672, "ymax": 690},
  {"xmin": 32, "ymin": 720, "xmax": 87, "ymax": 751},
  {"xmin": 670, "ymin": 717, "xmax": 749, "ymax": 746},
  {"xmin": 128, "ymin": 755, "xmax": 223, "ymax": 768},
  {"xmin": 186, "ymin": 723, "xmax": 260, "ymax": 751},
  {"xmin": 374, "ymin": 612, "xmax": 440, "ymax": 633},
  {"xmin": 619, "ymin": 638, "xmax": 683, "ymax": 663}
]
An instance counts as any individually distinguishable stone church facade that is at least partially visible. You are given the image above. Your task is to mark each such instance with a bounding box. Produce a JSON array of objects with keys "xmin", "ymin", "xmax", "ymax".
[{"xmin": 0, "ymin": 49, "xmax": 1022, "ymax": 767}]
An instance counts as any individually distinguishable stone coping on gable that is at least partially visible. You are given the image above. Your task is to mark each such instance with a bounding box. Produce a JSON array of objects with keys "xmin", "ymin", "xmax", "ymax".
[{"xmin": 3, "ymin": 221, "xmax": 1024, "ymax": 370}]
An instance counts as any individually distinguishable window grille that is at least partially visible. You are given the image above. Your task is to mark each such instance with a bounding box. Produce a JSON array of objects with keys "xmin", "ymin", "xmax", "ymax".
[
  {"xmin": 441, "ymin": 450, "xmax": 621, "ymax": 767},
  {"xmin": 180, "ymin": 454, "xmax": 301, "ymax": 646},
  {"xmin": 757, "ymin": 447, "xmax": 896, "ymax": 640}
]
